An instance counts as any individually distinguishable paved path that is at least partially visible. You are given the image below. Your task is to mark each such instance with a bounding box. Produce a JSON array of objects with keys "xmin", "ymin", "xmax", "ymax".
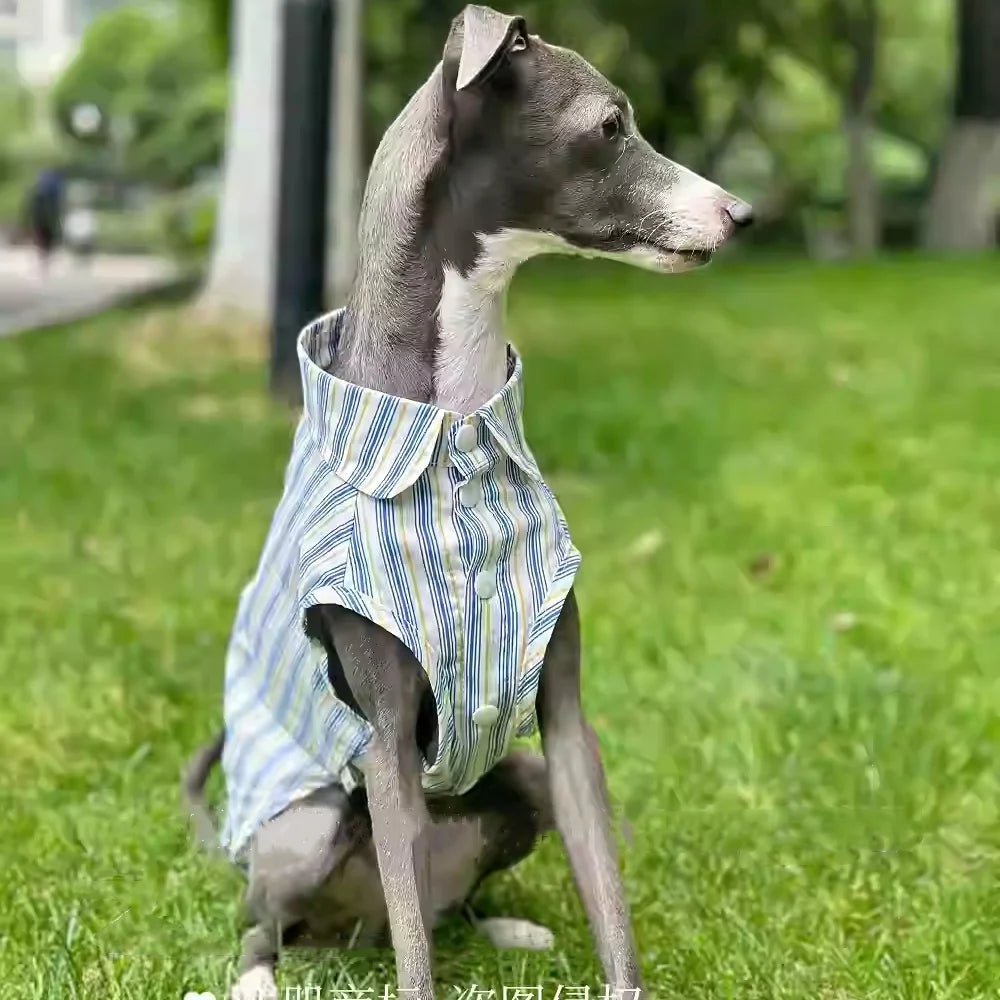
[{"xmin": 0, "ymin": 246, "xmax": 178, "ymax": 338}]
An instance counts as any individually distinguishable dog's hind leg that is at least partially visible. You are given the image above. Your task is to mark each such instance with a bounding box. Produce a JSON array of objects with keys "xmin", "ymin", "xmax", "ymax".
[
  {"xmin": 232, "ymin": 785, "xmax": 369, "ymax": 1000},
  {"xmin": 421, "ymin": 748, "xmax": 556, "ymax": 951},
  {"xmin": 320, "ymin": 604, "xmax": 437, "ymax": 1000},
  {"xmin": 457, "ymin": 750, "xmax": 557, "ymax": 952},
  {"xmin": 536, "ymin": 590, "xmax": 644, "ymax": 992}
]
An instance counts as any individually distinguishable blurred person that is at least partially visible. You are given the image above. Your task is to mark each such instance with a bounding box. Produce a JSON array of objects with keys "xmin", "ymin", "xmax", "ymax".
[{"xmin": 26, "ymin": 168, "xmax": 66, "ymax": 276}]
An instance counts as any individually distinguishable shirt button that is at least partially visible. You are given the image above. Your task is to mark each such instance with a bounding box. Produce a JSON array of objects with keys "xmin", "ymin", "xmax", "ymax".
[
  {"xmin": 474, "ymin": 568, "xmax": 496, "ymax": 599},
  {"xmin": 454, "ymin": 424, "xmax": 477, "ymax": 453},
  {"xmin": 472, "ymin": 704, "xmax": 499, "ymax": 728},
  {"xmin": 461, "ymin": 478, "xmax": 483, "ymax": 507}
]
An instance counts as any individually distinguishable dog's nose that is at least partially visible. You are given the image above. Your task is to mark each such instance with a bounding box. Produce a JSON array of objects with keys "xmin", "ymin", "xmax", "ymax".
[{"xmin": 724, "ymin": 199, "xmax": 754, "ymax": 228}]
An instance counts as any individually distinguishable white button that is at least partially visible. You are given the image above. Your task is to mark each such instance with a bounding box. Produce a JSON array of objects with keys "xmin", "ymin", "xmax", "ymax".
[
  {"xmin": 454, "ymin": 424, "xmax": 477, "ymax": 452},
  {"xmin": 472, "ymin": 704, "xmax": 499, "ymax": 728},
  {"xmin": 474, "ymin": 569, "xmax": 496, "ymax": 599},
  {"xmin": 461, "ymin": 478, "xmax": 483, "ymax": 507}
]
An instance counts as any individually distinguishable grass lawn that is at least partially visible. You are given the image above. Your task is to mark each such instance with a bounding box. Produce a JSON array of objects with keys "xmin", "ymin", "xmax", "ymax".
[{"xmin": 2, "ymin": 256, "xmax": 999, "ymax": 1000}]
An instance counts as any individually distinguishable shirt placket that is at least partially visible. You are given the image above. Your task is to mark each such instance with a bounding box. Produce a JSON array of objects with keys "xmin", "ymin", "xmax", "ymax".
[{"xmin": 449, "ymin": 413, "xmax": 502, "ymax": 789}]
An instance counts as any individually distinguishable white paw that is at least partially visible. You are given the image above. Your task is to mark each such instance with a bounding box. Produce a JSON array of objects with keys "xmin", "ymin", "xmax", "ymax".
[
  {"xmin": 475, "ymin": 916, "xmax": 556, "ymax": 951},
  {"xmin": 231, "ymin": 965, "xmax": 279, "ymax": 1000}
]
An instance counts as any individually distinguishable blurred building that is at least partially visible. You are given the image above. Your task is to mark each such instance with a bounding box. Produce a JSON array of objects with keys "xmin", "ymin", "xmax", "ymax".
[{"xmin": 0, "ymin": 0, "xmax": 135, "ymax": 86}]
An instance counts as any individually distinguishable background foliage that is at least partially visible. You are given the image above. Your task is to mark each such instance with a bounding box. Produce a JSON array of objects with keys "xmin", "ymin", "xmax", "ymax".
[
  {"xmin": 1, "ymin": 0, "xmax": 996, "ymax": 258},
  {"xmin": 51, "ymin": 5, "xmax": 226, "ymax": 189},
  {"xmin": 362, "ymin": 0, "xmax": 955, "ymax": 231}
]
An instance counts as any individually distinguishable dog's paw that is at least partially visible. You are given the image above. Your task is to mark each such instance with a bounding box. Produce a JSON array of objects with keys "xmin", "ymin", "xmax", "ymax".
[
  {"xmin": 231, "ymin": 965, "xmax": 279, "ymax": 1000},
  {"xmin": 474, "ymin": 916, "xmax": 556, "ymax": 951}
]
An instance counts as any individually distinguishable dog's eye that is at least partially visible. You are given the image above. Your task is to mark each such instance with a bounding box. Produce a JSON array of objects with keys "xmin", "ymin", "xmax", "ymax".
[{"xmin": 602, "ymin": 111, "xmax": 622, "ymax": 142}]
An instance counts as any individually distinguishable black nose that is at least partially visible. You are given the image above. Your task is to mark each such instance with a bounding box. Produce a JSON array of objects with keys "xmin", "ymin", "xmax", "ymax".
[{"xmin": 724, "ymin": 199, "xmax": 754, "ymax": 228}]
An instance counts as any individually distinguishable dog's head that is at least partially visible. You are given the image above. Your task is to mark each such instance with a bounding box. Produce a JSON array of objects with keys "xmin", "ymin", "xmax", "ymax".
[{"xmin": 435, "ymin": 5, "xmax": 752, "ymax": 276}]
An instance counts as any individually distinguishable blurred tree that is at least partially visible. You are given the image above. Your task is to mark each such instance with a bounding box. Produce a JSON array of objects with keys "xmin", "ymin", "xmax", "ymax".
[
  {"xmin": 593, "ymin": 0, "xmax": 776, "ymax": 159},
  {"xmin": 129, "ymin": 75, "xmax": 228, "ymax": 188},
  {"xmin": 834, "ymin": 0, "xmax": 880, "ymax": 255},
  {"xmin": 206, "ymin": 0, "xmax": 233, "ymax": 63},
  {"xmin": 0, "ymin": 81, "xmax": 31, "ymax": 188},
  {"xmin": 0, "ymin": 80, "xmax": 35, "ymax": 230},
  {"xmin": 51, "ymin": 6, "xmax": 226, "ymax": 188},
  {"xmin": 51, "ymin": 7, "xmax": 152, "ymax": 146},
  {"xmin": 877, "ymin": 0, "xmax": 951, "ymax": 162},
  {"xmin": 760, "ymin": 0, "xmax": 881, "ymax": 254},
  {"xmin": 924, "ymin": 0, "xmax": 1000, "ymax": 249},
  {"xmin": 121, "ymin": 18, "xmax": 226, "ymax": 186},
  {"xmin": 179, "ymin": 0, "xmax": 232, "ymax": 65}
]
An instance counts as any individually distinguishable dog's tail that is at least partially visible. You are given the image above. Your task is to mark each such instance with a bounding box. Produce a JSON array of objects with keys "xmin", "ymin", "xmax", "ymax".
[{"xmin": 181, "ymin": 730, "xmax": 226, "ymax": 858}]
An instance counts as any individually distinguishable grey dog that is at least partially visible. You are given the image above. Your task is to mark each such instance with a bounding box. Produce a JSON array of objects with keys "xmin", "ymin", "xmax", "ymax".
[{"xmin": 185, "ymin": 6, "xmax": 751, "ymax": 999}]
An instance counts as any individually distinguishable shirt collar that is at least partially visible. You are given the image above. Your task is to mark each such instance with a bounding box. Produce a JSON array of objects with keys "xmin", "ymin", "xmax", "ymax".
[{"xmin": 297, "ymin": 309, "xmax": 542, "ymax": 499}]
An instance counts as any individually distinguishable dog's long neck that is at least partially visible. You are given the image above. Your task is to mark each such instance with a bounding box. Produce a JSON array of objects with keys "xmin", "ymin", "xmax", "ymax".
[{"xmin": 334, "ymin": 68, "xmax": 517, "ymax": 415}]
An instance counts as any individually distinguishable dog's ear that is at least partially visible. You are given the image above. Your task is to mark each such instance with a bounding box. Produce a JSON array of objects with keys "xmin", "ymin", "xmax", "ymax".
[{"xmin": 443, "ymin": 5, "xmax": 527, "ymax": 92}]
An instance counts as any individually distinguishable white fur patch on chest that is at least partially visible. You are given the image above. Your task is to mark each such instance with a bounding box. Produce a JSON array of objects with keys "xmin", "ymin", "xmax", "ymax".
[
  {"xmin": 433, "ymin": 229, "xmax": 576, "ymax": 414},
  {"xmin": 434, "ymin": 265, "xmax": 509, "ymax": 414},
  {"xmin": 432, "ymin": 224, "xmax": 695, "ymax": 414}
]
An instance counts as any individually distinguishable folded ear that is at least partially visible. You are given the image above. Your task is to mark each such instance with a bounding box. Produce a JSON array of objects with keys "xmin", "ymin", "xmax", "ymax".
[{"xmin": 443, "ymin": 5, "xmax": 527, "ymax": 92}]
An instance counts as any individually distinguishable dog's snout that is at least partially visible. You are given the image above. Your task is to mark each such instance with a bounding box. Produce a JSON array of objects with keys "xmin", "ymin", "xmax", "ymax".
[{"xmin": 723, "ymin": 199, "xmax": 754, "ymax": 229}]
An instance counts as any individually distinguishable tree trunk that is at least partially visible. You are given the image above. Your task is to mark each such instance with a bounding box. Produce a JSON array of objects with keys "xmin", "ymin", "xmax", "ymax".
[
  {"xmin": 924, "ymin": 0, "xmax": 1000, "ymax": 251},
  {"xmin": 200, "ymin": 0, "xmax": 282, "ymax": 321},
  {"xmin": 327, "ymin": 0, "xmax": 364, "ymax": 306},
  {"xmin": 839, "ymin": 0, "xmax": 880, "ymax": 256},
  {"xmin": 844, "ymin": 112, "xmax": 880, "ymax": 255}
]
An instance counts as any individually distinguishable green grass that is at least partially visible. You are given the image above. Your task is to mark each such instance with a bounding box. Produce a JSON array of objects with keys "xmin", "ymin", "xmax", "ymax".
[{"xmin": 2, "ymin": 256, "xmax": 999, "ymax": 1000}]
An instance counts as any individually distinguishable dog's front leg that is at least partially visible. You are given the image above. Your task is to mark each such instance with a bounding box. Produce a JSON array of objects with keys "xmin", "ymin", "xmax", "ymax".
[
  {"xmin": 324, "ymin": 605, "xmax": 435, "ymax": 1000},
  {"xmin": 536, "ymin": 590, "xmax": 643, "ymax": 993},
  {"xmin": 363, "ymin": 727, "xmax": 434, "ymax": 997}
]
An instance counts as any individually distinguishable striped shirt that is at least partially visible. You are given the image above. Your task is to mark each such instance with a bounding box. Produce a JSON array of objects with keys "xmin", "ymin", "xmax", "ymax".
[{"xmin": 220, "ymin": 309, "xmax": 581, "ymax": 861}]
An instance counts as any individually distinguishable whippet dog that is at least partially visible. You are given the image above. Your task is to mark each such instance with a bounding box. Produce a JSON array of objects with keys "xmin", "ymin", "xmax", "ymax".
[{"xmin": 184, "ymin": 7, "xmax": 752, "ymax": 999}]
